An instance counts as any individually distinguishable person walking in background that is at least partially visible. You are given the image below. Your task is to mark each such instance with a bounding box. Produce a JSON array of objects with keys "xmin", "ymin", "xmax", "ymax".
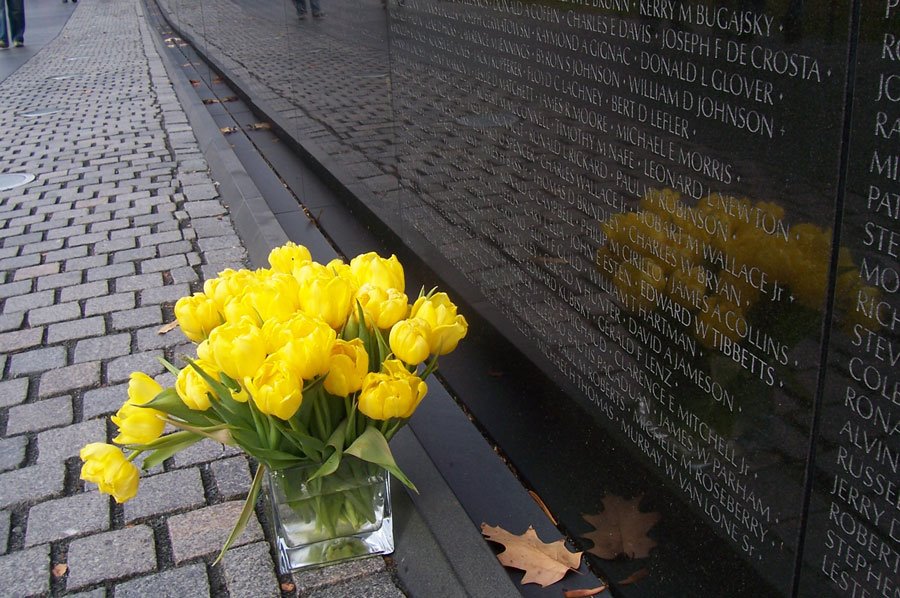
[
  {"xmin": 0, "ymin": 0, "xmax": 24, "ymax": 48},
  {"xmin": 294, "ymin": 0, "xmax": 324, "ymax": 20}
]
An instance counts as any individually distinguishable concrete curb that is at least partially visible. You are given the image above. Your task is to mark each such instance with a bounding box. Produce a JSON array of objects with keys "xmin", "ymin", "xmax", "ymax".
[{"xmin": 139, "ymin": 2, "xmax": 289, "ymax": 269}]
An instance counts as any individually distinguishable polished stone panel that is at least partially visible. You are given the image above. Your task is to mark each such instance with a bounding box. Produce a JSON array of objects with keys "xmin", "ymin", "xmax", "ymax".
[{"xmin": 154, "ymin": 0, "xmax": 898, "ymax": 594}]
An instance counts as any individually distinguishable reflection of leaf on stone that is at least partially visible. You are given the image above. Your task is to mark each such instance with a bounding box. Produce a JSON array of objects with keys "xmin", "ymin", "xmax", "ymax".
[
  {"xmin": 582, "ymin": 495, "xmax": 660, "ymax": 559},
  {"xmin": 618, "ymin": 568, "xmax": 650, "ymax": 586},
  {"xmin": 563, "ymin": 585, "xmax": 608, "ymax": 597},
  {"xmin": 246, "ymin": 123, "xmax": 272, "ymax": 131},
  {"xmin": 482, "ymin": 523, "xmax": 581, "ymax": 587},
  {"xmin": 189, "ymin": 80, "xmax": 200, "ymax": 87}
]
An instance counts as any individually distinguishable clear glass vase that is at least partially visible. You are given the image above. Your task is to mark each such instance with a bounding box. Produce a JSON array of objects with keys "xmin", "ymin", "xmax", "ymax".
[{"xmin": 266, "ymin": 459, "xmax": 394, "ymax": 572}]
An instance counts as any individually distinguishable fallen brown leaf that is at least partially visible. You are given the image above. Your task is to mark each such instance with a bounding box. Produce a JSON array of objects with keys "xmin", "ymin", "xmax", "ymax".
[
  {"xmin": 157, "ymin": 321, "xmax": 179, "ymax": 335},
  {"xmin": 582, "ymin": 495, "xmax": 659, "ymax": 559},
  {"xmin": 219, "ymin": 127, "xmax": 238, "ymax": 135},
  {"xmin": 247, "ymin": 122, "xmax": 272, "ymax": 130},
  {"xmin": 280, "ymin": 581, "xmax": 295, "ymax": 592},
  {"xmin": 564, "ymin": 585, "xmax": 608, "ymax": 597},
  {"xmin": 618, "ymin": 568, "xmax": 650, "ymax": 586},
  {"xmin": 52, "ymin": 563, "xmax": 68, "ymax": 577},
  {"xmin": 528, "ymin": 490, "xmax": 557, "ymax": 525},
  {"xmin": 482, "ymin": 523, "xmax": 581, "ymax": 587}
]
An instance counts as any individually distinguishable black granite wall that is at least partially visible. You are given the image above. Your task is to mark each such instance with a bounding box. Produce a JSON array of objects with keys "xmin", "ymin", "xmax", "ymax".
[{"xmin": 156, "ymin": 0, "xmax": 899, "ymax": 595}]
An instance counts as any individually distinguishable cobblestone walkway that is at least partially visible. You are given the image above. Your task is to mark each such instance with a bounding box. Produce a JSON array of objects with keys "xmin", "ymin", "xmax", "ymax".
[{"xmin": 0, "ymin": 0, "xmax": 403, "ymax": 595}]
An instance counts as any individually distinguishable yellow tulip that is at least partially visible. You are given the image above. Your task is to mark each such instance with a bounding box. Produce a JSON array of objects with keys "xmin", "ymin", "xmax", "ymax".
[
  {"xmin": 356, "ymin": 284, "xmax": 408, "ymax": 330},
  {"xmin": 389, "ymin": 318, "xmax": 432, "ymax": 365},
  {"xmin": 111, "ymin": 372, "xmax": 166, "ymax": 444},
  {"xmin": 204, "ymin": 269, "xmax": 256, "ymax": 311},
  {"xmin": 409, "ymin": 293, "xmax": 468, "ymax": 355},
  {"xmin": 244, "ymin": 358, "xmax": 303, "ymax": 420},
  {"xmin": 791, "ymin": 258, "xmax": 829, "ymax": 309},
  {"xmin": 80, "ymin": 443, "xmax": 140, "ymax": 503},
  {"xmin": 666, "ymin": 265, "xmax": 708, "ymax": 312},
  {"xmin": 174, "ymin": 293, "xmax": 222, "ymax": 342},
  {"xmin": 324, "ymin": 339, "xmax": 369, "ymax": 396},
  {"xmin": 271, "ymin": 314, "xmax": 336, "ymax": 380},
  {"xmin": 196, "ymin": 339, "xmax": 213, "ymax": 361},
  {"xmin": 268, "ymin": 242, "xmax": 312, "ymax": 273},
  {"xmin": 349, "ymin": 252, "xmax": 405, "ymax": 291},
  {"xmin": 175, "ymin": 359, "xmax": 219, "ymax": 410},
  {"xmin": 127, "ymin": 372, "xmax": 163, "ymax": 405},
  {"xmin": 223, "ymin": 294, "xmax": 260, "ymax": 326},
  {"xmin": 112, "ymin": 404, "xmax": 165, "ymax": 445},
  {"xmin": 207, "ymin": 319, "xmax": 267, "ymax": 381},
  {"xmin": 613, "ymin": 260, "xmax": 666, "ymax": 313},
  {"xmin": 792, "ymin": 223, "xmax": 831, "ymax": 259},
  {"xmin": 695, "ymin": 295, "xmax": 743, "ymax": 349},
  {"xmin": 358, "ymin": 360, "xmax": 427, "ymax": 420},
  {"xmin": 298, "ymin": 270, "xmax": 353, "ymax": 330},
  {"xmin": 326, "ymin": 258, "xmax": 353, "ymax": 282}
]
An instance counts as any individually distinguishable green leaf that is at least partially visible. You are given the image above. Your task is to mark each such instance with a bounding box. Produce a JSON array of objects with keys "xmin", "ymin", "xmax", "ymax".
[
  {"xmin": 345, "ymin": 426, "xmax": 417, "ymax": 492},
  {"xmin": 372, "ymin": 326, "xmax": 390, "ymax": 365},
  {"xmin": 213, "ymin": 464, "xmax": 265, "ymax": 566},
  {"xmin": 271, "ymin": 419, "xmax": 324, "ymax": 461},
  {"xmin": 355, "ymin": 301, "xmax": 380, "ymax": 372},
  {"xmin": 288, "ymin": 418, "xmax": 326, "ymax": 453},
  {"xmin": 141, "ymin": 432, "xmax": 204, "ymax": 469},
  {"xmin": 246, "ymin": 447, "xmax": 308, "ymax": 470},
  {"xmin": 308, "ymin": 448, "xmax": 342, "ymax": 482},
  {"xmin": 164, "ymin": 419, "xmax": 234, "ymax": 445},
  {"xmin": 143, "ymin": 388, "xmax": 215, "ymax": 425},
  {"xmin": 158, "ymin": 356, "xmax": 183, "ymax": 378},
  {"xmin": 185, "ymin": 358, "xmax": 233, "ymax": 404},
  {"xmin": 308, "ymin": 421, "xmax": 348, "ymax": 482}
]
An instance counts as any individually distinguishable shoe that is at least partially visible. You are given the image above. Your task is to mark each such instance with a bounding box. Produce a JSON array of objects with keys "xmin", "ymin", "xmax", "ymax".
[
  {"xmin": 297, "ymin": 12, "xmax": 306, "ymax": 19},
  {"xmin": 13, "ymin": 41, "xmax": 23, "ymax": 48},
  {"xmin": 313, "ymin": 11, "xmax": 325, "ymax": 17},
  {"xmin": 0, "ymin": 42, "xmax": 7, "ymax": 49}
]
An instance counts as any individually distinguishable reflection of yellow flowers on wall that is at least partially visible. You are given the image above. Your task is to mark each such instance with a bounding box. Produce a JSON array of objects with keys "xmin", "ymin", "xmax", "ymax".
[{"xmin": 598, "ymin": 188, "xmax": 881, "ymax": 348}]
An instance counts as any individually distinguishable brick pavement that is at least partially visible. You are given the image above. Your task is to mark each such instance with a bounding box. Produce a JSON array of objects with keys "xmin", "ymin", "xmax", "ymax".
[{"xmin": 0, "ymin": 0, "xmax": 404, "ymax": 595}]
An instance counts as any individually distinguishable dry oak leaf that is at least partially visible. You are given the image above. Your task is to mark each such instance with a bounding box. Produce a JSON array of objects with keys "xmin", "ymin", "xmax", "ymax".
[
  {"xmin": 481, "ymin": 523, "xmax": 581, "ymax": 587},
  {"xmin": 581, "ymin": 495, "xmax": 660, "ymax": 560}
]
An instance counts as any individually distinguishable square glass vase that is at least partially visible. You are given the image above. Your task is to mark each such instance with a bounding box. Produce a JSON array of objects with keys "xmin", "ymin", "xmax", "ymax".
[{"xmin": 266, "ymin": 459, "xmax": 394, "ymax": 572}]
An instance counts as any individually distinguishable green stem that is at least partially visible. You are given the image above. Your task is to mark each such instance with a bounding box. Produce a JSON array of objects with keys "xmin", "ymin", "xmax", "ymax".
[
  {"xmin": 313, "ymin": 395, "xmax": 328, "ymax": 440},
  {"xmin": 383, "ymin": 419, "xmax": 404, "ymax": 441},
  {"xmin": 420, "ymin": 354, "xmax": 440, "ymax": 380},
  {"xmin": 126, "ymin": 449, "xmax": 144, "ymax": 462},
  {"xmin": 267, "ymin": 417, "xmax": 280, "ymax": 450}
]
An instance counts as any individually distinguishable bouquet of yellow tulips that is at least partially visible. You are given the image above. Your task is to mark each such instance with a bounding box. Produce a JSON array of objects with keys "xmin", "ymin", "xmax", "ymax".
[{"xmin": 80, "ymin": 243, "xmax": 468, "ymax": 564}]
